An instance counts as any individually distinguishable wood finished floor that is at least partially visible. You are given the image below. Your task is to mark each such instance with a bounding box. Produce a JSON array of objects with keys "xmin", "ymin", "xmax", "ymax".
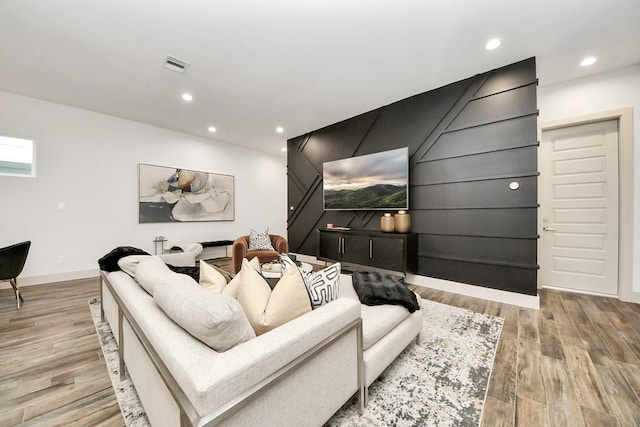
[
  {"xmin": 0, "ymin": 277, "xmax": 123, "ymax": 426},
  {"xmin": 1, "ymin": 258, "xmax": 639, "ymax": 426}
]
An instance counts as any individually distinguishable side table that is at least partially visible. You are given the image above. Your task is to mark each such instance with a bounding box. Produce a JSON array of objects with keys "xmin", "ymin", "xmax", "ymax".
[{"xmin": 153, "ymin": 238, "xmax": 167, "ymax": 255}]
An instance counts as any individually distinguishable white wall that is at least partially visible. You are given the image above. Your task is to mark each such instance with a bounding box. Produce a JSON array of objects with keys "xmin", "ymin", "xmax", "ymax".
[
  {"xmin": 538, "ymin": 64, "xmax": 640, "ymax": 296},
  {"xmin": 0, "ymin": 90, "xmax": 287, "ymax": 285}
]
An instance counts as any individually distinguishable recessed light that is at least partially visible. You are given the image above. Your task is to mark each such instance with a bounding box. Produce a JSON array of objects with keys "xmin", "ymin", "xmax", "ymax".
[
  {"xmin": 276, "ymin": 127, "xmax": 284, "ymax": 133},
  {"xmin": 208, "ymin": 126, "xmax": 216, "ymax": 133},
  {"xmin": 182, "ymin": 93, "xmax": 193, "ymax": 101},
  {"xmin": 485, "ymin": 38, "xmax": 501, "ymax": 50},
  {"xmin": 580, "ymin": 56, "xmax": 597, "ymax": 67}
]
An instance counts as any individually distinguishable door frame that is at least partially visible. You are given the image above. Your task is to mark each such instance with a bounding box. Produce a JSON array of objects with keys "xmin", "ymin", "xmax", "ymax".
[{"xmin": 538, "ymin": 107, "xmax": 636, "ymax": 303}]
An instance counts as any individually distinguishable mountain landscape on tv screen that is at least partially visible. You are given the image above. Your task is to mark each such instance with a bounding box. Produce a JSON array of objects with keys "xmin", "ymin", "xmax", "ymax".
[{"xmin": 324, "ymin": 184, "xmax": 407, "ymax": 209}]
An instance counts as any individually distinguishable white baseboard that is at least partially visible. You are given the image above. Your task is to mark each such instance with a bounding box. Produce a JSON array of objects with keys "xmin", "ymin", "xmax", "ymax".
[
  {"xmin": 293, "ymin": 253, "xmax": 540, "ymax": 309},
  {"xmin": 15, "ymin": 269, "xmax": 100, "ymax": 287}
]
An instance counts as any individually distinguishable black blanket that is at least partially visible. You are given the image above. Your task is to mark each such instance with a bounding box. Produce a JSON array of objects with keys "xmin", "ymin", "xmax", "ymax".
[
  {"xmin": 352, "ymin": 271, "xmax": 420, "ymax": 313},
  {"xmin": 98, "ymin": 246, "xmax": 201, "ymax": 281},
  {"xmin": 98, "ymin": 246, "xmax": 150, "ymax": 272}
]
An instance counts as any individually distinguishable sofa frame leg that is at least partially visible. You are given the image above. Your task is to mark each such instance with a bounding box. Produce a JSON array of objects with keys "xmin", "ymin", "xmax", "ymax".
[{"xmin": 357, "ymin": 322, "xmax": 365, "ymax": 415}]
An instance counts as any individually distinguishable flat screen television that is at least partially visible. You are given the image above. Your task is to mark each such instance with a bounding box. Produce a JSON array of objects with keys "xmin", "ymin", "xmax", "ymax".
[{"xmin": 323, "ymin": 147, "xmax": 409, "ymax": 210}]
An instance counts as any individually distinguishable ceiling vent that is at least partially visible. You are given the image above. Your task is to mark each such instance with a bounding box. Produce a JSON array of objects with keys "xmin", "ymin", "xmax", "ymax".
[{"xmin": 163, "ymin": 55, "xmax": 190, "ymax": 73}]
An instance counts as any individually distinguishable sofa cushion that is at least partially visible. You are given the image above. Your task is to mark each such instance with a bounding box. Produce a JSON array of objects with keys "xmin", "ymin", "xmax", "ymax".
[
  {"xmin": 135, "ymin": 256, "xmax": 197, "ymax": 295},
  {"xmin": 359, "ymin": 304, "xmax": 416, "ymax": 351},
  {"xmin": 236, "ymin": 258, "xmax": 311, "ymax": 335},
  {"xmin": 248, "ymin": 228, "xmax": 274, "ymax": 251},
  {"xmin": 154, "ymin": 282, "xmax": 256, "ymax": 352},
  {"xmin": 339, "ymin": 274, "xmax": 415, "ymax": 350},
  {"xmin": 199, "ymin": 261, "xmax": 228, "ymax": 292}
]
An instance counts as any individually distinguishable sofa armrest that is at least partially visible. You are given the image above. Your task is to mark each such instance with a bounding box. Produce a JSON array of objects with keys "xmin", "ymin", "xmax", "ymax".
[
  {"xmin": 159, "ymin": 251, "xmax": 196, "ymax": 267},
  {"xmin": 232, "ymin": 236, "xmax": 249, "ymax": 273}
]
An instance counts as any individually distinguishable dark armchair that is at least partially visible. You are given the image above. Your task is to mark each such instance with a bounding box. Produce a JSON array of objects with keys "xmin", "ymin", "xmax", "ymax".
[
  {"xmin": 0, "ymin": 241, "xmax": 31, "ymax": 309},
  {"xmin": 232, "ymin": 235, "xmax": 288, "ymax": 273}
]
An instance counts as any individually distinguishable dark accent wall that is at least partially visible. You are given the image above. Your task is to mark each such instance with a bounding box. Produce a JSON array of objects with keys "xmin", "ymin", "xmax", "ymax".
[{"xmin": 287, "ymin": 58, "xmax": 538, "ymax": 295}]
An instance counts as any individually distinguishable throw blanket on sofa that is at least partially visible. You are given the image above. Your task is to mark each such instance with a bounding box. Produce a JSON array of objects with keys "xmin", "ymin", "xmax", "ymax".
[
  {"xmin": 98, "ymin": 246, "xmax": 201, "ymax": 281},
  {"xmin": 352, "ymin": 271, "xmax": 420, "ymax": 313},
  {"xmin": 98, "ymin": 246, "xmax": 150, "ymax": 272}
]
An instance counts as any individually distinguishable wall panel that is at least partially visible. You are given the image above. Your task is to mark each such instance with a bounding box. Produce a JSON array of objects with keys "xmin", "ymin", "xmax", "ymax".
[
  {"xmin": 410, "ymin": 208, "xmax": 536, "ymax": 237},
  {"xmin": 413, "ymin": 146, "xmax": 537, "ymax": 184},
  {"xmin": 412, "ymin": 176, "xmax": 537, "ymax": 209},
  {"xmin": 287, "ymin": 57, "xmax": 538, "ymax": 295},
  {"xmin": 425, "ymin": 115, "xmax": 537, "ymax": 160}
]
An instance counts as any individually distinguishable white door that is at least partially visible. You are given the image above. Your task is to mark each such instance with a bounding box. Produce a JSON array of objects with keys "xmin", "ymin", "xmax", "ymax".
[{"xmin": 539, "ymin": 119, "xmax": 619, "ymax": 295}]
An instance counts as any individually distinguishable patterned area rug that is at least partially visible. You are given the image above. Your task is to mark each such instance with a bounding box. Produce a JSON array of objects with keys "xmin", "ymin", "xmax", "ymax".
[
  {"xmin": 89, "ymin": 297, "xmax": 503, "ymax": 427},
  {"xmin": 326, "ymin": 299, "xmax": 504, "ymax": 426},
  {"xmin": 89, "ymin": 298, "xmax": 150, "ymax": 427}
]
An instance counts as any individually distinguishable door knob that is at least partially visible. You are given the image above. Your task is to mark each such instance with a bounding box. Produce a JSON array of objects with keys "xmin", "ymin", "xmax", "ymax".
[{"xmin": 543, "ymin": 227, "xmax": 557, "ymax": 231}]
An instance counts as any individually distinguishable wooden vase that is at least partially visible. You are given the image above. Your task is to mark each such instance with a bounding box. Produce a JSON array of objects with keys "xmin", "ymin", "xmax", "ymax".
[
  {"xmin": 394, "ymin": 210, "xmax": 411, "ymax": 233},
  {"xmin": 380, "ymin": 213, "xmax": 395, "ymax": 232}
]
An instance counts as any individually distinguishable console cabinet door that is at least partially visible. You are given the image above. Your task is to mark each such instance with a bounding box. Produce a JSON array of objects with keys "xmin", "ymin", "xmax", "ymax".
[
  {"xmin": 370, "ymin": 236, "xmax": 404, "ymax": 272},
  {"xmin": 342, "ymin": 234, "xmax": 370, "ymax": 266},
  {"xmin": 318, "ymin": 230, "xmax": 416, "ymax": 274},
  {"xmin": 318, "ymin": 231, "xmax": 342, "ymax": 261}
]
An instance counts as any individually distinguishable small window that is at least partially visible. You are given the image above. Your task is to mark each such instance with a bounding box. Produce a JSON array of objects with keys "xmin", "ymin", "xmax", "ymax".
[{"xmin": 0, "ymin": 135, "xmax": 35, "ymax": 177}]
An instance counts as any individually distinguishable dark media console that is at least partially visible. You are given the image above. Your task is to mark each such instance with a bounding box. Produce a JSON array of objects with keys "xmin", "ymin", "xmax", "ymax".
[{"xmin": 317, "ymin": 228, "xmax": 417, "ymax": 275}]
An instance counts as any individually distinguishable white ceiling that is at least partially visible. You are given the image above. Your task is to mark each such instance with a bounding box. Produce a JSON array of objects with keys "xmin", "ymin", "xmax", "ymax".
[{"xmin": 1, "ymin": 1, "xmax": 639, "ymax": 156}]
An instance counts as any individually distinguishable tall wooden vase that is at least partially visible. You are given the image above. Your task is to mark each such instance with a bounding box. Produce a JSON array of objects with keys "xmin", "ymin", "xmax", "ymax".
[{"xmin": 394, "ymin": 210, "xmax": 411, "ymax": 233}]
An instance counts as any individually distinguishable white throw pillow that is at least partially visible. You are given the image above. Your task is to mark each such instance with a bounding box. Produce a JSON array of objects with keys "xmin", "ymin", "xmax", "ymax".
[
  {"xmin": 280, "ymin": 253, "xmax": 298, "ymax": 272},
  {"xmin": 236, "ymin": 258, "xmax": 311, "ymax": 335},
  {"xmin": 117, "ymin": 254, "xmax": 150, "ymax": 277},
  {"xmin": 199, "ymin": 260, "xmax": 228, "ymax": 292},
  {"xmin": 248, "ymin": 227, "xmax": 275, "ymax": 251},
  {"xmin": 280, "ymin": 255, "xmax": 340, "ymax": 309},
  {"xmin": 135, "ymin": 255, "xmax": 197, "ymax": 295},
  {"xmin": 154, "ymin": 283, "xmax": 255, "ymax": 352},
  {"xmin": 304, "ymin": 263, "xmax": 341, "ymax": 309}
]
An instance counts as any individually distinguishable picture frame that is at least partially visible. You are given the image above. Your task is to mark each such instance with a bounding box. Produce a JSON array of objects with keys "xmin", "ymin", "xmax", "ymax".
[{"xmin": 138, "ymin": 163, "xmax": 234, "ymax": 223}]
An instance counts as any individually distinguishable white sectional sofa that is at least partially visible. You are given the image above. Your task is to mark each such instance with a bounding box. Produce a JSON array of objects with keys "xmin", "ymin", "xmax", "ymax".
[{"xmin": 99, "ymin": 252, "xmax": 422, "ymax": 426}]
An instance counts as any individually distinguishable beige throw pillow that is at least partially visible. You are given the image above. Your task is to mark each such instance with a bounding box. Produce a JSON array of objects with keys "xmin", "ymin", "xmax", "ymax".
[
  {"xmin": 221, "ymin": 256, "xmax": 260, "ymax": 299},
  {"xmin": 199, "ymin": 261, "xmax": 228, "ymax": 292},
  {"xmin": 236, "ymin": 258, "xmax": 312, "ymax": 335}
]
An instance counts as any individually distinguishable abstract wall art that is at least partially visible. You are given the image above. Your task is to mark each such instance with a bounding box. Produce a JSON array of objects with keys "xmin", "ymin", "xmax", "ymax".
[{"xmin": 138, "ymin": 163, "xmax": 234, "ymax": 222}]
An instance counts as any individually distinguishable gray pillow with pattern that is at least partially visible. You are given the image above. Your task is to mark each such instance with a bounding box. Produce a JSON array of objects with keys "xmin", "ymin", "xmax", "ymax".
[{"xmin": 248, "ymin": 228, "xmax": 275, "ymax": 251}]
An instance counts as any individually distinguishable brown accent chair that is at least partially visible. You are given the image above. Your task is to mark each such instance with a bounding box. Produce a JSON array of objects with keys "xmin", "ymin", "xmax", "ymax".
[{"xmin": 231, "ymin": 234, "xmax": 288, "ymax": 273}]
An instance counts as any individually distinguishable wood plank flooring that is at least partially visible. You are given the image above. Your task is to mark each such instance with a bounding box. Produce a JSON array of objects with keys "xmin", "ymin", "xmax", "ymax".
[
  {"xmin": 406, "ymin": 284, "xmax": 640, "ymax": 427},
  {"xmin": 1, "ymin": 259, "xmax": 639, "ymax": 426},
  {"xmin": 0, "ymin": 277, "xmax": 123, "ymax": 426}
]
